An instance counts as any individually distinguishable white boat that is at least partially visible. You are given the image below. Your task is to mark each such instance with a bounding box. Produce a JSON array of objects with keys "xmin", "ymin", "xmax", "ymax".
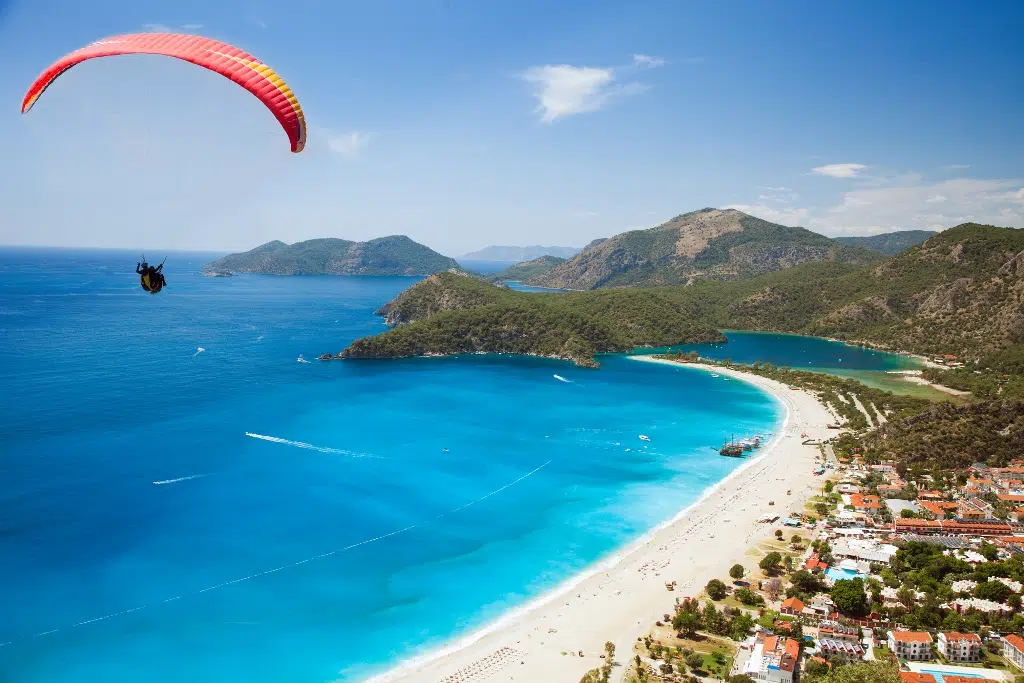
[
  {"xmin": 639, "ymin": 435, "xmax": 651, "ymax": 441},
  {"xmin": 711, "ymin": 373, "xmax": 720, "ymax": 378}
]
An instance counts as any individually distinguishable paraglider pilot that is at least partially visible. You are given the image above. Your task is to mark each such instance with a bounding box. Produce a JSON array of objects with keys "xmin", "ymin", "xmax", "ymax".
[{"xmin": 137, "ymin": 259, "xmax": 167, "ymax": 294}]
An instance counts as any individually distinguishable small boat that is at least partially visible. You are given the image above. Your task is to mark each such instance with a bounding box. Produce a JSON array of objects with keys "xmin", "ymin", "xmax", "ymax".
[
  {"xmin": 711, "ymin": 373, "xmax": 720, "ymax": 378},
  {"xmin": 639, "ymin": 435, "xmax": 651, "ymax": 441}
]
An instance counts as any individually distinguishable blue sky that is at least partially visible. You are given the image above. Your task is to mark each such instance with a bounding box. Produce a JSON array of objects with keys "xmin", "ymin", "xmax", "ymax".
[{"xmin": 1, "ymin": 0, "xmax": 1022, "ymax": 254}]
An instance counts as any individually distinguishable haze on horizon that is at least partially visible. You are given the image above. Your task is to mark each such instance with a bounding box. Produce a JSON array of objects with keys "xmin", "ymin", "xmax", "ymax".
[{"xmin": 0, "ymin": 0, "xmax": 1021, "ymax": 256}]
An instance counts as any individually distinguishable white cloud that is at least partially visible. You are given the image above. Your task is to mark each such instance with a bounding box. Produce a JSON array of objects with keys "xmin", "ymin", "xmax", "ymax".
[
  {"xmin": 725, "ymin": 203, "xmax": 810, "ymax": 226},
  {"xmin": 811, "ymin": 163, "xmax": 868, "ymax": 179},
  {"xmin": 811, "ymin": 177, "xmax": 1024, "ymax": 234},
  {"xmin": 520, "ymin": 58, "xmax": 656, "ymax": 122},
  {"xmin": 632, "ymin": 54, "xmax": 666, "ymax": 68},
  {"xmin": 756, "ymin": 185, "xmax": 799, "ymax": 203},
  {"xmin": 326, "ymin": 131, "xmax": 376, "ymax": 158}
]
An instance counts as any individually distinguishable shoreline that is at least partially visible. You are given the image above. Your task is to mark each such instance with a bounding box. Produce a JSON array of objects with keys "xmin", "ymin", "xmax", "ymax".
[{"xmin": 362, "ymin": 356, "xmax": 837, "ymax": 683}]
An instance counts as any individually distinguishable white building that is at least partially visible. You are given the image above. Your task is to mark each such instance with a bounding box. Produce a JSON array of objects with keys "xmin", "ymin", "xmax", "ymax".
[
  {"xmin": 937, "ymin": 632, "xmax": 982, "ymax": 663},
  {"xmin": 741, "ymin": 634, "xmax": 800, "ymax": 683},
  {"xmin": 1005, "ymin": 634, "xmax": 1024, "ymax": 671},
  {"xmin": 887, "ymin": 631, "xmax": 933, "ymax": 661}
]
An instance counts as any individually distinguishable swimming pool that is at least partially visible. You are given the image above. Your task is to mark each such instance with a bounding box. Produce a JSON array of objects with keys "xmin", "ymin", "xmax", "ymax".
[
  {"xmin": 825, "ymin": 567, "xmax": 862, "ymax": 582},
  {"xmin": 918, "ymin": 670, "xmax": 984, "ymax": 682}
]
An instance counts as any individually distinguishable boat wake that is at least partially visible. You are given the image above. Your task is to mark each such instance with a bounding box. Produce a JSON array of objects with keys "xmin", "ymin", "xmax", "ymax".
[
  {"xmin": 191, "ymin": 347, "xmax": 205, "ymax": 358},
  {"xmin": 153, "ymin": 473, "xmax": 211, "ymax": 485},
  {"xmin": 297, "ymin": 355, "xmax": 311, "ymax": 364},
  {"xmin": 2, "ymin": 459, "xmax": 554, "ymax": 648},
  {"xmin": 553, "ymin": 374, "xmax": 571, "ymax": 383},
  {"xmin": 244, "ymin": 432, "xmax": 387, "ymax": 459}
]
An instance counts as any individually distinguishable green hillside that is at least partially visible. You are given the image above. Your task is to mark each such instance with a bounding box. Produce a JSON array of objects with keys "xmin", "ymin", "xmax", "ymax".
[
  {"xmin": 339, "ymin": 222, "xmax": 1024, "ymax": 364},
  {"xmin": 488, "ymin": 255, "xmax": 566, "ymax": 283},
  {"xmin": 834, "ymin": 230, "xmax": 937, "ymax": 255}
]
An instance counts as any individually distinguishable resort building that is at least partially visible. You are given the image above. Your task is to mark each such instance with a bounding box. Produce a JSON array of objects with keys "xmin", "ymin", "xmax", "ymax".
[
  {"xmin": 950, "ymin": 580, "xmax": 977, "ymax": 595},
  {"xmin": 780, "ymin": 596, "xmax": 804, "ymax": 616},
  {"xmin": 817, "ymin": 621, "xmax": 859, "ymax": 643},
  {"xmin": 817, "ymin": 639, "xmax": 863, "ymax": 663},
  {"xmin": 887, "ymin": 631, "xmax": 933, "ymax": 661},
  {"xmin": 1003, "ymin": 634, "xmax": 1024, "ymax": 671},
  {"xmin": 741, "ymin": 634, "xmax": 800, "ymax": 683},
  {"xmin": 936, "ymin": 632, "xmax": 982, "ymax": 662},
  {"xmin": 957, "ymin": 498, "xmax": 994, "ymax": 520},
  {"xmin": 946, "ymin": 597, "xmax": 1013, "ymax": 616},
  {"xmin": 849, "ymin": 493, "xmax": 883, "ymax": 514},
  {"xmin": 803, "ymin": 553, "xmax": 828, "ymax": 572}
]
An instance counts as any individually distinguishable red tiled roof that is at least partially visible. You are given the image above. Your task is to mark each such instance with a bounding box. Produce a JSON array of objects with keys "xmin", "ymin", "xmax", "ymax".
[
  {"xmin": 781, "ymin": 596, "xmax": 805, "ymax": 612},
  {"xmin": 998, "ymin": 494, "xmax": 1024, "ymax": 503},
  {"xmin": 942, "ymin": 632, "xmax": 981, "ymax": 643},
  {"xmin": 900, "ymin": 674, "xmax": 937, "ymax": 683},
  {"xmin": 944, "ymin": 677, "xmax": 999, "ymax": 683},
  {"xmin": 1005, "ymin": 634, "xmax": 1024, "ymax": 652},
  {"xmin": 891, "ymin": 630, "xmax": 933, "ymax": 643}
]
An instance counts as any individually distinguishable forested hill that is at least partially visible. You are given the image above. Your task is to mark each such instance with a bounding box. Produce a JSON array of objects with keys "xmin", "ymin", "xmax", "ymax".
[
  {"xmin": 526, "ymin": 208, "xmax": 881, "ymax": 290},
  {"xmin": 834, "ymin": 230, "xmax": 937, "ymax": 255},
  {"xmin": 204, "ymin": 236, "xmax": 459, "ymax": 276},
  {"xmin": 339, "ymin": 222, "xmax": 1024, "ymax": 364},
  {"xmin": 487, "ymin": 255, "xmax": 566, "ymax": 283},
  {"xmin": 340, "ymin": 273, "xmax": 725, "ymax": 367}
]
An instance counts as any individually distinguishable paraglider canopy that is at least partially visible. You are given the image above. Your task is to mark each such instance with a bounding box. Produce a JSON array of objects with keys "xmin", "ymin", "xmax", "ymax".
[{"xmin": 21, "ymin": 33, "xmax": 306, "ymax": 153}]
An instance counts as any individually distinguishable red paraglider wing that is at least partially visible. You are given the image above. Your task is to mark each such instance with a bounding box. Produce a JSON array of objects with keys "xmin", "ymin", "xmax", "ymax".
[{"xmin": 21, "ymin": 33, "xmax": 306, "ymax": 153}]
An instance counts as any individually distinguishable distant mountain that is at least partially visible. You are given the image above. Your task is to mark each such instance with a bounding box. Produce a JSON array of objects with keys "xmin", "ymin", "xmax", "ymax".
[
  {"xmin": 527, "ymin": 208, "xmax": 881, "ymax": 290},
  {"xmin": 204, "ymin": 236, "xmax": 459, "ymax": 276},
  {"xmin": 458, "ymin": 245, "xmax": 581, "ymax": 262},
  {"xmin": 834, "ymin": 230, "xmax": 937, "ymax": 255},
  {"xmin": 488, "ymin": 255, "xmax": 566, "ymax": 282}
]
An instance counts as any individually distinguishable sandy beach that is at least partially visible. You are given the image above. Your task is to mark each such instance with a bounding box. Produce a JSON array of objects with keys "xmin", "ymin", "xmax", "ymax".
[{"xmin": 363, "ymin": 357, "xmax": 838, "ymax": 683}]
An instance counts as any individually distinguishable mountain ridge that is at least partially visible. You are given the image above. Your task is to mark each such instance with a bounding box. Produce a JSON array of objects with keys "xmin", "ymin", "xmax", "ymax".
[
  {"xmin": 526, "ymin": 208, "xmax": 881, "ymax": 290},
  {"xmin": 834, "ymin": 230, "xmax": 937, "ymax": 255},
  {"xmin": 458, "ymin": 245, "xmax": 581, "ymax": 262}
]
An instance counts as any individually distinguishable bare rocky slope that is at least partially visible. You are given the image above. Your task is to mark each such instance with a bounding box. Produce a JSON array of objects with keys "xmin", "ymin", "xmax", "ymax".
[{"xmin": 526, "ymin": 208, "xmax": 880, "ymax": 290}]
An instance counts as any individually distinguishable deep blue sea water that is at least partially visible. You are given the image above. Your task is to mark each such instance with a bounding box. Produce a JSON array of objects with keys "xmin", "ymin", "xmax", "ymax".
[{"xmin": 0, "ymin": 249, "xmax": 906, "ymax": 683}]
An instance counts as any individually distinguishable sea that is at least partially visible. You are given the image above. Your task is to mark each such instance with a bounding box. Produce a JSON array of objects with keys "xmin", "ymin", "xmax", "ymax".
[{"xmin": 0, "ymin": 248, "xmax": 912, "ymax": 683}]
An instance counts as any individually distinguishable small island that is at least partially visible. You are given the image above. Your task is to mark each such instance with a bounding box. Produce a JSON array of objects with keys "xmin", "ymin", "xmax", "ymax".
[{"xmin": 203, "ymin": 235, "xmax": 459, "ymax": 276}]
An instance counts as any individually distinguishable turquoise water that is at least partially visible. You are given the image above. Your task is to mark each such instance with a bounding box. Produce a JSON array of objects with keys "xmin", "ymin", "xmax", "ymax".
[
  {"xmin": 0, "ymin": 248, "xmax": 786, "ymax": 683},
  {"xmin": 675, "ymin": 330, "xmax": 920, "ymax": 373},
  {"xmin": 825, "ymin": 567, "xmax": 862, "ymax": 582}
]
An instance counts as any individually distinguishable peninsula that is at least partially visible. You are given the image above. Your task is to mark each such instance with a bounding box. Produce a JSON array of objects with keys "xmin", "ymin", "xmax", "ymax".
[{"xmin": 203, "ymin": 235, "xmax": 459, "ymax": 276}]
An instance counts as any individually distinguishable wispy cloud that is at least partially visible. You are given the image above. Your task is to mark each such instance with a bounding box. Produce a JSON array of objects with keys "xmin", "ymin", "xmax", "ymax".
[
  {"xmin": 632, "ymin": 54, "xmax": 666, "ymax": 68},
  {"xmin": 725, "ymin": 203, "xmax": 810, "ymax": 226},
  {"xmin": 943, "ymin": 164, "xmax": 970, "ymax": 170},
  {"xmin": 143, "ymin": 23, "xmax": 203, "ymax": 33},
  {"xmin": 816, "ymin": 177, "xmax": 1024, "ymax": 233},
  {"xmin": 756, "ymin": 185, "xmax": 800, "ymax": 203},
  {"xmin": 520, "ymin": 54, "xmax": 665, "ymax": 122},
  {"xmin": 811, "ymin": 163, "xmax": 868, "ymax": 179},
  {"xmin": 327, "ymin": 131, "xmax": 376, "ymax": 159}
]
